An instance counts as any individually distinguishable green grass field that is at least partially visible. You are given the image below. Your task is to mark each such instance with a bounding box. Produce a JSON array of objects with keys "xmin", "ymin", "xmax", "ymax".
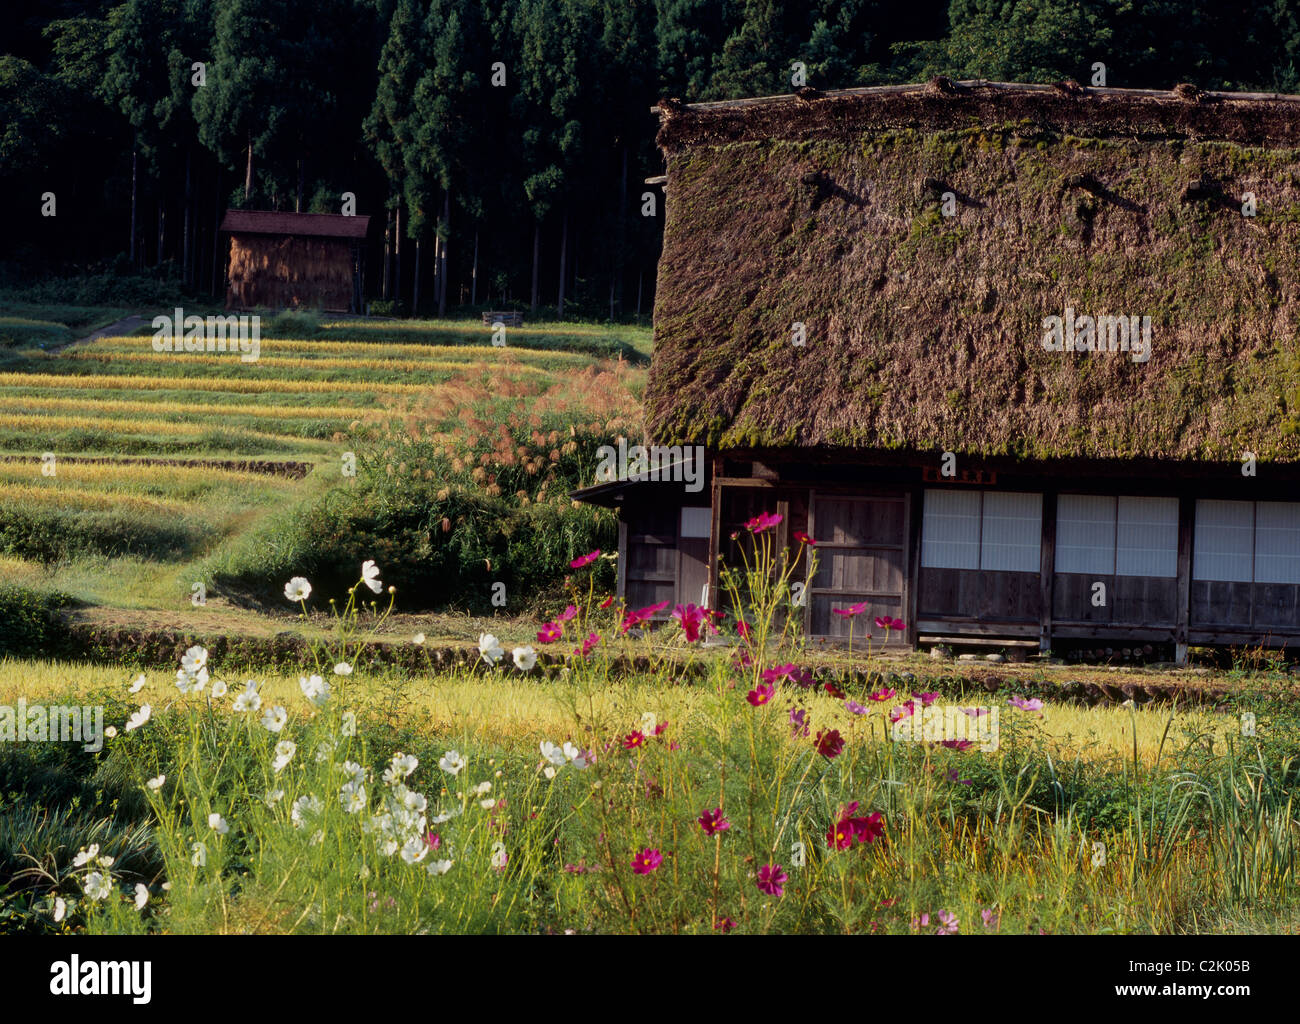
[{"xmin": 0, "ymin": 314, "xmax": 649, "ymax": 615}]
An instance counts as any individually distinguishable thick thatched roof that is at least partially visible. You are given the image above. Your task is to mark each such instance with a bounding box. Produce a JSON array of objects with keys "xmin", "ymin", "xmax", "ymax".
[
  {"xmin": 646, "ymin": 80, "xmax": 1300, "ymax": 464},
  {"xmin": 220, "ymin": 210, "xmax": 371, "ymax": 239}
]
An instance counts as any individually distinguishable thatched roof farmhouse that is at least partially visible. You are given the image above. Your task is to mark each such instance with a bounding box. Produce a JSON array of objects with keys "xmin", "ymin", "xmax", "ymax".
[{"xmin": 580, "ymin": 80, "xmax": 1300, "ymax": 662}]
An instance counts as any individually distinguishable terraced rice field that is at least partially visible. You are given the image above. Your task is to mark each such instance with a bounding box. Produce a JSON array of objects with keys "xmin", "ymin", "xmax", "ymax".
[{"xmin": 1, "ymin": 318, "xmax": 649, "ymax": 610}]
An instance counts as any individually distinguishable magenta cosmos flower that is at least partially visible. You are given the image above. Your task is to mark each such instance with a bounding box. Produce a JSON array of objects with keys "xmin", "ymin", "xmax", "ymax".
[
  {"xmin": 621, "ymin": 600, "xmax": 670, "ymax": 633},
  {"xmin": 874, "ymin": 616, "xmax": 906, "ymax": 632},
  {"xmin": 632, "ymin": 848, "xmax": 662, "ymax": 874},
  {"xmin": 868, "ymin": 688, "xmax": 897, "ymax": 702},
  {"xmin": 755, "ymin": 864, "xmax": 787, "ymax": 896},
  {"xmin": 671, "ymin": 602, "xmax": 708, "ymax": 642},
  {"xmin": 537, "ymin": 621, "xmax": 563, "ymax": 643},
  {"xmin": 697, "ymin": 807, "xmax": 731, "ymax": 836},
  {"xmin": 1009, "ymin": 695, "xmax": 1045, "ymax": 711},
  {"xmin": 557, "ymin": 604, "xmax": 578, "ymax": 622},
  {"xmin": 574, "ymin": 632, "xmax": 600, "ymax": 657},
  {"xmin": 911, "ymin": 691, "xmax": 940, "ymax": 707},
  {"xmin": 832, "ymin": 601, "xmax": 868, "ymax": 618},
  {"xmin": 792, "ymin": 530, "xmax": 816, "ymax": 546},
  {"xmin": 746, "ymin": 682, "xmax": 775, "ymax": 707},
  {"xmin": 570, "ymin": 550, "xmax": 601, "ymax": 569},
  {"xmin": 815, "ymin": 729, "xmax": 845, "ymax": 758},
  {"xmin": 745, "ymin": 511, "xmax": 783, "ymax": 533}
]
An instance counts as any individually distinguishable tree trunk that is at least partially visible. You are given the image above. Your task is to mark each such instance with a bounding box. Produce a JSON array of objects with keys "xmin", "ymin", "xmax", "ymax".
[
  {"xmin": 382, "ymin": 204, "xmax": 391, "ymax": 300},
  {"xmin": 530, "ymin": 221, "xmax": 540, "ymax": 312},
  {"xmin": 183, "ymin": 147, "xmax": 193, "ymax": 286},
  {"xmin": 438, "ymin": 190, "xmax": 449, "ymax": 316},
  {"xmin": 157, "ymin": 200, "xmax": 165, "ymax": 269},
  {"xmin": 635, "ymin": 269, "xmax": 642, "ymax": 317},
  {"xmin": 394, "ymin": 205, "xmax": 403, "ymax": 307},
  {"xmin": 296, "ymin": 155, "xmax": 304, "ymax": 213},
  {"xmin": 471, "ymin": 229, "xmax": 479, "ymax": 306},
  {"xmin": 617, "ymin": 145, "xmax": 628, "ymax": 314},
  {"xmin": 413, "ymin": 235, "xmax": 422, "ymax": 315},
  {"xmin": 129, "ymin": 143, "xmax": 138, "ymax": 267},
  {"xmin": 557, "ymin": 208, "xmax": 568, "ymax": 318},
  {"xmin": 244, "ymin": 130, "xmax": 253, "ymax": 202},
  {"xmin": 211, "ymin": 166, "xmax": 222, "ymax": 297}
]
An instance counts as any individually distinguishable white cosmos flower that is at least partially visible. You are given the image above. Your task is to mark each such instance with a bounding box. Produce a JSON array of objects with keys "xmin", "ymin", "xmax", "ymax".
[
  {"xmin": 333, "ymin": 662, "xmax": 352, "ymax": 676},
  {"xmin": 512, "ymin": 645, "xmax": 537, "ymax": 671},
  {"xmin": 412, "ymin": 633, "xmax": 425, "ymax": 645},
  {"xmin": 478, "ymin": 633, "xmax": 504, "ymax": 666},
  {"xmin": 261, "ymin": 705, "xmax": 288, "ymax": 733},
  {"xmin": 284, "ymin": 576, "xmax": 312, "ymax": 602},
  {"xmin": 470, "ymin": 781, "xmax": 491, "ymax": 797},
  {"xmin": 233, "ymin": 685, "xmax": 262, "ymax": 713},
  {"xmin": 53, "ymin": 897, "xmax": 66, "ymax": 922},
  {"xmin": 540, "ymin": 741, "xmax": 566, "ymax": 767},
  {"xmin": 341, "ymin": 760, "xmax": 367, "ymax": 785},
  {"xmin": 208, "ymin": 813, "xmax": 230, "ymax": 835},
  {"xmin": 361, "ymin": 559, "xmax": 383, "ymax": 594},
  {"xmin": 264, "ymin": 789, "xmax": 285, "ymax": 808},
  {"xmin": 379, "ymin": 838, "xmax": 400, "ymax": 857},
  {"xmin": 125, "ymin": 704, "xmax": 151, "ymax": 732},
  {"xmin": 145, "ymin": 775, "xmax": 165, "ymax": 791},
  {"xmin": 273, "ymin": 740, "xmax": 296, "ymax": 773},
  {"xmin": 210, "ymin": 679, "xmax": 228, "ymax": 699},
  {"xmin": 315, "ymin": 738, "xmax": 339, "ymax": 763},
  {"xmin": 439, "ymin": 750, "xmax": 466, "ymax": 776},
  {"xmin": 104, "ymin": 727, "xmax": 117, "ymax": 739},
  {"xmin": 490, "ymin": 844, "xmax": 508, "ymax": 870},
  {"xmin": 340, "ymin": 782, "xmax": 367, "ymax": 813},
  {"xmin": 134, "ymin": 884, "xmax": 149, "ymax": 911},
  {"xmin": 391, "ymin": 752, "xmax": 418, "ymax": 778},
  {"xmin": 543, "ymin": 766, "xmax": 557, "ymax": 779},
  {"xmin": 403, "ymin": 790, "xmax": 428, "ymax": 813},
  {"xmin": 129, "ymin": 674, "xmax": 146, "ymax": 693},
  {"xmin": 191, "ymin": 842, "xmax": 207, "ymax": 867},
  {"xmin": 640, "ymin": 712, "xmax": 658, "ymax": 735},
  {"xmin": 73, "ymin": 844, "xmax": 100, "ymax": 868},
  {"xmin": 562, "ymin": 742, "xmax": 587, "ymax": 768},
  {"xmin": 400, "ymin": 836, "xmax": 428, "ymax": 864},
  {"xmin": 181, "ymin": 645, "xmax": 208, "ymax": 674},
  {"xmin": 177, "ymin": 666, "xmax": 209, "ymax": 692},
  {"xmin": 426, "ymin": 859, "xmax": 453, "ymax": 876},
  {"xmin": 430, "ymin": 808, "xmax": 461, "ymax": 824},
  {"xmin": 479, "ymin": 798, "xmax": 496, "ymax": 810},
  {"xmin": 83, "ymin": 872, "xmax": 112, "ymax": 901},
  {"xmin": 291, "ymin": 794, "xmax": 323, "ymax": 829},
  {"xmin": 98, "ymin": 854, "xmax": 114, "ymax": 868},
  {"xmin": 341, "ymin": 711, "xmax": 357, "ymax": 737},
  {"xmin": 299, "ymin": 674, "xmax": 330, "ymax": 706}
]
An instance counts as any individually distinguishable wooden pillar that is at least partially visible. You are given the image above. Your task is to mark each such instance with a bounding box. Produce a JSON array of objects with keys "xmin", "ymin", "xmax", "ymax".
[
  {"xmin": 1175, "ymin": 495, "xmax": 1194, "ymax": 665},
  {"xmin": 905, "ymin": 485, "xmax": 923, "ymax": 648},
  {"xmin": 616, "ymin": 517, "xmax": 628, "ymax": 600},
  {"xmin": 707, "ymin": 475, "xmax": 722, "ymax": 612},
  {"xmin": 1039, "ymin": 491, "xmax": 1057, "ymax": 653}
]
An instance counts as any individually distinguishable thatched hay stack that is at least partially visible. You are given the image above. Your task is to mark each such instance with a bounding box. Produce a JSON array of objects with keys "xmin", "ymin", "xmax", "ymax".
[{"xmin": 220, "ymin": 211, "xmax": 370, "ymax": 313}]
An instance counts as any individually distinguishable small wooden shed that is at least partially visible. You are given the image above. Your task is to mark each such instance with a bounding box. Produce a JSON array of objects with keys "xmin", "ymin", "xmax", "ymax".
[{"xmin": 219, "ymin": 210, "xmax": 370, "ymax": 312}]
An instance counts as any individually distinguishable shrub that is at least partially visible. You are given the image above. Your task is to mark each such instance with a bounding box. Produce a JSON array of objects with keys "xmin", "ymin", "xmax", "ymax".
[{"xmin": 0, "ymin": 586, "xmax": 74, "ymax": 656}]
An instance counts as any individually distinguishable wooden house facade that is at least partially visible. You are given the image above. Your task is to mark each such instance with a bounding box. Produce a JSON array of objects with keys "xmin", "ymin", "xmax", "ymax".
[
  {"xmin": 575, "ymin": 81, "xmax": 1300, "ymax": 663},
  {"xmin": 220, "ymin": 210, "xmax": 370, "ymax": 312}
]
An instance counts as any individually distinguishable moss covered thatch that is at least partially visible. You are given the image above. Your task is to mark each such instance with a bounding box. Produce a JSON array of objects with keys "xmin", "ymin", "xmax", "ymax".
[{"xmin": 647, "ymin": 81, "xmax": 1300, "ymax": 463}]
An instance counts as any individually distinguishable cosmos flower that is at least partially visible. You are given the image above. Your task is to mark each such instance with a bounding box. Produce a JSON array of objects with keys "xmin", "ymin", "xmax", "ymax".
[
  {"xmin": 557, "ymin": 605, "xmax": 578, "ymax": 622},
  {"xmin": 208, "ymin": 813, "xmax": 230, "ymax": 835},
  {"xmin": 1009, "ymin": 695, "xmax": 1045, "ymax": 712},
  {"xmin": 333, "ymin": 662, "xmax": 352, "ymax": 676},
  {"xmin": 697, "ymin": 808, "xmax": 730, "ymax": 836},
  {"xmin": 789, "ymin": 707, "xmax": 809, "ymax": 737},
  {"xmin": 284, "ymin": 577, "xmax": 312, "ymax": 602},
  {"xmin": 537, "ymin": 621, "xmax": 563, "ymax": 643},
  {"xmin": 746, "ymin": 683, "xmax": 775, "ymax": 707},
  {"xmin": 233, "ymin": 684, "xmax": 262, "ymax": 713},
  {"xmin": 129, "ymin": 674, "xmax": 146, "ymax": 694},
  {"xmin": 512, "ymin": 645, "xmax": 538, "ymax": 671},
  {"xmin": 145, "ymin": 775, "xmax": 165, "ymax": 791},
  {"xmin": 622, "ymin": 731, "xmax": 646, "ymax": 750},
  {"xmin": 439, "ymin": 750, "xmax": 466, "ymax": 776},
  {"xmin": 632, "ymin": 848, "xmax": 663, "ymax": 874},
  {"xmin": 745, "ymin": 511, "xmax": 783, "ymax": 533},
  {"xmin": 478, "ymin": 633, "xmax": 505, "ymax": 666},
  {"xmin": 868, "ymin": 688, "xmax": 896, "ymax": 702},
  {"xmin": 621, "ymin": 601, "xmax": 670, "ymax": 633},
  {"xmin": 261, "ymin": 705, "xmax": 288, "ymax": 733},
  {"xmin": 671, "ymin": 603, "xmax": 708, "ymax": 642},
  {"xmin": 273, "ymin": 740, "xmax": 296, "ymax": 773},
  {"xmin": 570, "ymin": 550, "xmax": 601, "ymax": 569},
  {"xmin": 815, "ymin": 729, "xmax": 845, "ymax": 758},
  {"xmin": 361, "ymin": 559, "xmax": 383, "ymax": 594},
  {"xmin": 125, "ymin": 704, "xmax": 151, "ymax": 732},
  {"xmin": 792, "ymin": 530, "xmax": 816, "ymax": 546},
  {"xmin": 756, "ymin": 864, "xmax": 787, "ymax": 896},
  {"xmin": 832, "ymin": 601, "xmax": 868, "ymax": 618}
]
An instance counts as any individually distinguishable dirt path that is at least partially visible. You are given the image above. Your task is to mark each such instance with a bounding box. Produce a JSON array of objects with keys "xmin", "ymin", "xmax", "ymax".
[{"xmin": 74, "ymin": 313, "xmax": 145, "ymax": 347}]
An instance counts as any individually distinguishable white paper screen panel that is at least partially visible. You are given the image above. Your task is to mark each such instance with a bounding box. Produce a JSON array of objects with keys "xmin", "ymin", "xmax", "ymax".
[
  {"xmin": 1193, "ymin": 500, "xmax": 1253, "ymax": 583},
  {"xmin": 1253, "ymin": 501, "xmax": 1300, "ymax": 584},
  {"xmin": 679, "ymin": 507, "xmax": 712, "ymax": 539},
  {"xmin": 1115, "ymin": 496, "xmax": 1178, "ymax": 578},
  {"xmin": 979, "ymin": 492, "xmax": 1042, "ymax": 572},
  {"xmin": 921, "ymin": 490, "xmax": 980, "ymax": 570},
  {"xmin": 1056, "ymin": 494, "xmax": 1115, "ymax": 575}
]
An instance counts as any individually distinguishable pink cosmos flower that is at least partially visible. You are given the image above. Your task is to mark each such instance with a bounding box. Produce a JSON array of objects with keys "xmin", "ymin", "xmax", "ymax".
[
  {"xmin": 792, "ymin": 530, "xmax": 817, "ymax": 546},
  {"xmin": 1009, "ymin": 695, "xmax": 1045, "ymax": 711},
  {"xmin": 789, "ymin": 707, "xmax": 809, "ymax": 737},
  {"xmin": 761, "ymin": 664, "xmax": 797, "ymax": 684},
  {"xmin": 735, "ymin": 619, "xmax": 751, "ymax": 639},
  {"xmin": 745, "ymin": 511, "xmax": 783, "ymax": 533},
  {"xmin": 622, "ymin": 731, "xmax": 645, "ymax": 750},
  {"xmin": 599, "ymin": 595, "xmax": 614, "ymax": 609},
  {"xmin": 632, "ymin": 848, "xmax": 662, "ymax": 874},
  {"xmin": 746, "ymin": 683, "xmax": 775, "ymax": 707},
  {"xmin": 425, "ymin": 831, "xmax": 441, "ymax": 850},
  {"xmin": 697, "ymin": 807, "xmax": 731, "ymax": 836},
  {"xmin": 845, "ymin": 700, "xmax": 870, "ymax": 716},
  {"xmin": 714, "ymin": 916, "xmax": 738, "ymax": 932},
  {"xmin": 939, "ymin": 739, "xmax": 974, "ymax": 751},
  {"xmin": 827, "ymin": 802, "xmax": 886, "ymax": 850},
  {"xmin": 574, "ymin": 632, "xmax": 600, "ymax": 657},
  {"xmin": 875, "ymin": 616, "xmax": 906, "ymax": 632},
  {"xmin": 868, "ymin": 688, "xmax": 897, "ymax": 702},
  {"xmin": 621, "ymin": 600, "xmax": 671, "ymax": 633},
  {"xmin": 981, "ymin": 908, "xmax": 1000, "ymax": 929},
  {"xmin": 755, "ymin": 864, "xmax": 787, "ymax": 896},
  {"xmin": 537, "ymin": 621, "xmax": 563, "ymax": 643},
  {"xmin": 936, "ymin": 910, "xmax": 959, "ymax": 935},
  {"xmin": 889, "ymin": 700, "xmax": 917, "ymax": 723},
  {"xmin": 911, "ymin": 691, "xmax": 940, "ymax": 707},
  {"xmin": 570, "ymin": 550, "xmax": 601, "ymax": 569},
  {"xmin": 815, "ymin": 729, "xmax": 845, "ymax": 758},
  {"xmin": 557, "ymin": 604, "xmax": 578, "ymax": 622},
  {"xmin": 672, "ymin": 603, "xmax": 708, "ymax": 642},
  {"xmin": 960, "ymin": 706, "xmax": 991, "ymax": 717},
  {"xmin": 832, "ymin": 601, "xmax": 868, "ymax": 618}
]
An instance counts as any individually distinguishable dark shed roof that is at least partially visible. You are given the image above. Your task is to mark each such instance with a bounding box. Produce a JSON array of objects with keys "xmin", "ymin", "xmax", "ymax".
[{"xmin": 219, "ymin": 210, "xmax": 371, "ymax": 239}]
